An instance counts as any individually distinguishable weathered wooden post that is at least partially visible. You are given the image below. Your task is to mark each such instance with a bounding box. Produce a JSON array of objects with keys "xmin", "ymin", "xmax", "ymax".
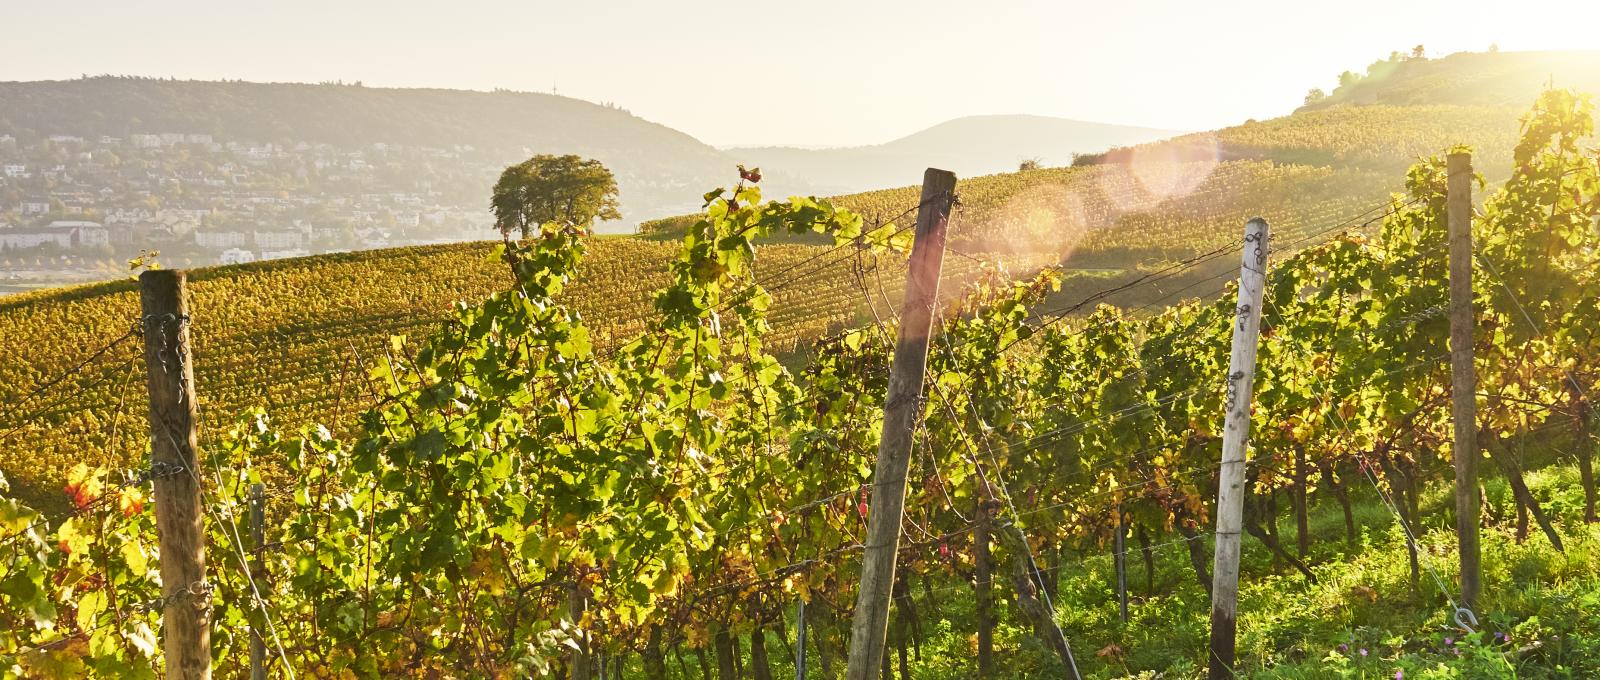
[
  {"xmin": 139, "ymin": 269, "xmax": 211, "ymax": 680},
  {"xmin": 1207, "ymin": 218, "xmax": 1269, "ymax": 679},
  {"xmin": 1447, "ymin": 151, "xmax": 1481, "ymax": 611},
  {"xmin": 844, "ymin": 168, "xmax": 955, "ymax": 680}
]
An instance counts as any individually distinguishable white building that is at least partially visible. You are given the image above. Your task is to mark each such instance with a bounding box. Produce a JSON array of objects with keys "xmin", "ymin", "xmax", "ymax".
[
  {"xmin": 44, "ymin": 220, "xmax": 110, "ymax": 248},
  {"xmin": 260, "ymin": 248, "xmax": 310, "ymax": 261},
  {"xmin": 195, "ymin": 229, "xmax": 250, "ymax": 250},
  {"xmin": 253, "ymin": 230, "xmax": 305, "ymax": 250},
  {"xmin": 220, "ymin": 248, "xmax": 257, "ymax": 265},
  {"xmin": 0, "ymin": 227, "xmax": 72, "ymax": 250}
]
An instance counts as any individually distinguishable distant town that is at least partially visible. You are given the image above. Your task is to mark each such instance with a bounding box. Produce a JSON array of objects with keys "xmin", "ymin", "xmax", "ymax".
[{"xmin": 0, "ymin": 130, "xmax": 503, "ymax": 294}]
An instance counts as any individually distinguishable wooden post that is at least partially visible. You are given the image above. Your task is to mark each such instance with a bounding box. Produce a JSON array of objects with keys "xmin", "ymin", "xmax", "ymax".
[
  {"xmin": 249, "ymin": 483, "xmax": 267, "ymax": 680},
  {"xmin": 1207, "ymin": 218, "xmax": 1269, "ymax": 679},
  {"xmin": 139, "ymin": 269, "xmax": 211, "ymax": 680},
  {"xmin": 795, "ymin": 598, "xmax": 807, "ymax": 680},
  {"xmin": 973, "ymin": 506, "xmax": 994, "ymax": 678},
  {"xmin": 1447, "ymin": 151, "xmax": 1481, "ymax": 611},
  {"xmin": 844, "ymin": 168, "xmax": 955, "ymax": 680}
]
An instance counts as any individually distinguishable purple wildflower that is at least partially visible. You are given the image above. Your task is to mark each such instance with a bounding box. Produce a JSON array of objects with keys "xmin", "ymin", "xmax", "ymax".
[{"xmin": 1360, "ymin": 648, "xmax": 1369, "ymax": 657}]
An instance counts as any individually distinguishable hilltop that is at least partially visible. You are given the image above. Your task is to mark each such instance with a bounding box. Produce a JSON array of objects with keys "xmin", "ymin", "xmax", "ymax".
[
  {"xmin": 0, "ymin": 77, "xmax": 735, "ymax": 222},
  {"xmin": 1302, "ymin": 49, "xmax": 1600, "ymax": 111},
  {"xmin": 726, "ymin": 115, "xmax": 1179, "ymax": 195}
]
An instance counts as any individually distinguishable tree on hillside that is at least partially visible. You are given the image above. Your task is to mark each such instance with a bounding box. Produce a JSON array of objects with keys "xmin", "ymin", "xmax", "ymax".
[
  {"xmin": 491, "ymin": 154, "xmax": 620, "ymax": 238},
  {"xmin": 1304, "ymin": 88, "xmax": 1328, "ymax": 105},
  {"xmin": 1018, "ymin": 158, "xmax": 1042, "ymax": 172}
]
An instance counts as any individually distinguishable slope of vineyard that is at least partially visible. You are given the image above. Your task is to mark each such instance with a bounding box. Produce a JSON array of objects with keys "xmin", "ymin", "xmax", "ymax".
[
  {"xmin": 3, "ymin": 49, "xmax": 1598, "ymax": 499},
  {"xmin": 0, "ymin": 235, "xmax": 1055, "ymax": 500}
]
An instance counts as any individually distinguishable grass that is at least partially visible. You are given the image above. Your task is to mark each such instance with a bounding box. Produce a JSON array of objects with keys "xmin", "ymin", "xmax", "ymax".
[{"xmin": 633, "ymin": 456, "xmax": 1600, "ymax": 678}]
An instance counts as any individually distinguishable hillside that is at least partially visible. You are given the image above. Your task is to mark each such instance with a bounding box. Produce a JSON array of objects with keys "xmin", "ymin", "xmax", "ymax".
[
  {"xmin": 0, "ymin": 77, "xmax": 736, "ymax": 223},
  {"xmin": 728, "ymin": 114, "xmax": 1178, "ymax": 195},
  {"xmin": 6, "ymin": 50, "xmax": 1600, "ymax": 498},
  {"xmin": 1303, "ymin": 49, "xmax": 1600, "ymax": 111},
  {"xmin": 0, "ymin": 236, "xmax": 1055, "ymax": 502}
]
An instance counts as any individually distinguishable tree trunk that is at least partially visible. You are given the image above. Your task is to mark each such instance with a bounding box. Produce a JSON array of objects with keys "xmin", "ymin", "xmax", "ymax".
[
  {"xmin": 974, "ymin": 507, "xmax": 995, "ymax": 678},
  {"xmin": 895, "ymin": 616, "xmax": 910, "ymax": 680},
  {"xmin": 1321, "ymin": 460, "xmax": 1357, "ymax": 544},
  {"xmin": 998, "ymin": 523, "xmax": 1076, "ymax": 672},
  {"xmin": 808, "ymin": 597, "xmax": 833, "ymax": 678},
  {"xmin": 1263, "ymin": 488, "xmax": 1281, "ymax": 551},
  {"xmin": 750, "ymin": 629, "xmax": 774, "ymax": 680},
  {"xmin": 1579, "ymin": 401, "xmax": 1597, "ymax": 523},
  {"xmin": 1481, "ymin": 482, "xmax": 1501, "ymax": 526},
  {"xmin": 1041, "ymin": 542, "xmax": 1060, "ymax": 602},
  {"xmin": 1137, "ymin": 525, "xmax": 1155, "ymax": 594},
  {"xmin": 1488, "ymin": 434, "xmax": 1565, "ymax": 551},
  {"xmin": 1177, "ymin": 523, "xmax": 1211, "ymax": 594},
  {"xmin": 1379, "ymin": 458, "xmax": 1422, "ymax": 588},
  {"xmin": 1294, "ymin": 445, "xmax": 1311, "ymax": 558},
  {"xmin": 674, "ymin": 643, "xmax": 697, "ymax": 680},
  {"xmin": 893, "ymin": 573, "xmax": 922, "ymax": 658},
  {"xmin": 695, "ymin": 647, "xmax": 713, "ymax": 680},
  {"xmin": 643, "ymin": 626, "xmax": 669, "ymax": 680},
  {"xmin": 734, "ymin": 634, "xmax": 744, "ymax": 680},
  {"xmin": 1244, "ymin": 495, "xmax": 1318, "ymax": 584},
  {"xmin": 1515, "ymin": 492, "xmax": 1530, "ymax": 543},
  {"xmin": 714, "ymin": 628, "xmax": 737, "ymax": 680},
  {"xmin": 570, "ymin": 588, "xmax": 593, "ymax": 680}
]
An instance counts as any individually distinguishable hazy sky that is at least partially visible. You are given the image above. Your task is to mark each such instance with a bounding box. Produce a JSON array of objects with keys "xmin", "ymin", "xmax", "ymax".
[{"xmin": 4, "ymin": 1, "xmax": 1598, "ymax": 147}]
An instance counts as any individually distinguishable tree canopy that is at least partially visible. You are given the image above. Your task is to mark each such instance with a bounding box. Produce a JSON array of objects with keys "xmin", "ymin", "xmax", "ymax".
[{"xmin": 491, "ymin": 154, "xmax": 621, "ymax": 237}]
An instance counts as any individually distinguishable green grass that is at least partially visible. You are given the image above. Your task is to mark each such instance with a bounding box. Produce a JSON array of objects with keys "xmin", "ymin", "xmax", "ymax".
[{"xmin": 630, "ymin": 457, "xmax": 1599, "ymax": 679}]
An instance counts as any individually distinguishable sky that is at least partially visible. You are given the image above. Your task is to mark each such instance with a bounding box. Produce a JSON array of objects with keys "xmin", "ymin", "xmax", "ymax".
[{"xmin": 4, "ymin": 1, "xmax": 1599, "ymax": 148}]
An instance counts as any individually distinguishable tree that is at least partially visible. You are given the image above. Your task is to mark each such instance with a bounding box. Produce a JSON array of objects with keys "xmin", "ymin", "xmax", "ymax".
[
  {"xmin": 1338, "ymin": 71, "xmax": 1360, "ymax": 89},
  {"xmin": 1018, "ymin": 158, "xmax": 1042, "ymax": 172},
  {"xmin": 1411, "ymin": 44, "xmax": 1426, "ymax": 60},
  {"xmin": 491, "ymin": 154, "xmax": 621, "ymax": 238},
  {"xmin": 1304, "ymin": 88, "xmax": 1328, "ymax": 105}
]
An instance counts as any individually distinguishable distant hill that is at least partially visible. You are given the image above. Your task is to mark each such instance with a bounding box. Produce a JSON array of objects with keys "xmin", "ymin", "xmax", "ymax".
[
  {"xmin": 1300, "ymin": 50, "xmax": 1600, "ymax": 112},
  {"xmin": 728, "ymin": 115, "xmax": 1179, "ymax": 195},
  {"xmin": 0, "ymin": 77, "xmax": 738, "ymax": 225},
  {"xmin": 0, "ymin": 80, "xmax": 1176, "ymax": 233}
]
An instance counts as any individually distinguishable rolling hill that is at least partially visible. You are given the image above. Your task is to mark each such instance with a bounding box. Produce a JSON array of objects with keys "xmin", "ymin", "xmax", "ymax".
[
  {"xmin": 4, "ymin": 49, "xmax": 1600, "ymax": 502},
  {"xmin": 0, "ymin": 77, "xmax": 737, "ymax": 222},
  {"xmin": 726, "ymin": 114, "xmax": 1180, "ymax": 195},
  {"xmin": 0, "ymin": 80, "xmax": 1177, "ymax": 233}
]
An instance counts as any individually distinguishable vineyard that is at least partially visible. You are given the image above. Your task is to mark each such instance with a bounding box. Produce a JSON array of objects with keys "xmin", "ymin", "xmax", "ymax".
[
  {"xmin": 4, "ymin": 54, "xmax": 1582, "ymax": 503},
  {"xmin": 0, "ymin": 238, "xmax": 1056, "ymax": 503},
  {"xmin": 0, "ymin": 88, "xmax": 1597, "ymax": 679}
]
